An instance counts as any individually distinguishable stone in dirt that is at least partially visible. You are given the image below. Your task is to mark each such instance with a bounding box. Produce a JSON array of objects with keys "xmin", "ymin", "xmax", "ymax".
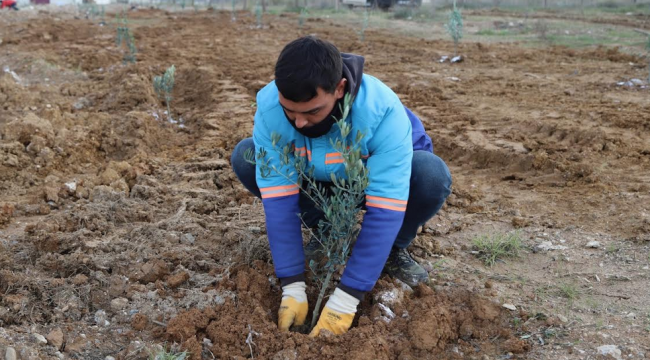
[
  {"xmin": 586, "ymin": 240, "xmax": 601, "ymax": 249},
  {"xmin": 180, "ymin": 233, "xmax": 195, "ymax": 245},
  {"xmin": 95, "ymin": 309, "xmax": 110, "ymax": 327},
  {"xmin": 110, "ymin": 297, "xmax": 129, "ymax": 311},
  {"xmin": 374, "ymin": 287, "xmax": 405, "ymax": 307},
  {"xmin": 5, "ymin": 347, "xmax": 17, "ymax": 360},
  {"xmin": 533, "ymin": 241, "xmax": 568, "ymax": 252},
  {"xmin": 33, "ymin": 333, "xmax": 47, "ymax": 344},
  {"xmin": 46, "ymin": 327, "xmax": 64, "ymax": 350},
  {"xmin": 502, "ymin": 303, "xmax": 517, "ymax": 311},
  {"xmin": 272, "ymin": 349, "xmax": 298, "ymax": 360},
  {"xmin": 597, "ymin": 345, "xmax": 622, "ymax": 360}
]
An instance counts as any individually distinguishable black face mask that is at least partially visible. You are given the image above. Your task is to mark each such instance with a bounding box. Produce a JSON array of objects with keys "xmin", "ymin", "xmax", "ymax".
[{"xmin": 285, "ymin": 98, "xmax": 344, "ymax": 139}]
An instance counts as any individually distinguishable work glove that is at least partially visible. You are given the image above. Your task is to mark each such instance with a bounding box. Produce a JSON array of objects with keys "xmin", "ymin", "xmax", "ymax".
[
  {"xmin": 278, "ymin": 281, "xmax": 308, "ymax": 331},
  {"xmin": 309, "ymin": 288, "xmax": 359, "ymax": 337}
]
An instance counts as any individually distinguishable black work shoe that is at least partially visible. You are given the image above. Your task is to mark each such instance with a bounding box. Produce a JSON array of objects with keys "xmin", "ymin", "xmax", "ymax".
[{"xmin": 383, "ymin": 247, "xmax": 430, "ymax": 287}]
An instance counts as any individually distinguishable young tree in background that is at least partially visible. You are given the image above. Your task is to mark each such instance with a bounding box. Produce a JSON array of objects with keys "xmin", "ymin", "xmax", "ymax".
[{"xmin": 445, "ymin": 0, "xmax": 463, "ymax": 57}]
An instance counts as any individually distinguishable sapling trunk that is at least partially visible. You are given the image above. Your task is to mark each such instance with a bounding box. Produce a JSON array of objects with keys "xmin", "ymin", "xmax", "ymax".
[
  {"xmin": 165, "ymin": 95, "xmax": 173, "ymax": 122},
  {"xmin": 153, "ymin": 65, "xmax": 176, "ymax": 123},
  {"xmin": 646, "ymin": 36, "xmax": 650, "ymax": 83},
  {"xmin": 310, "ymin": 270, "xmax": 333, "ymax": 329}
]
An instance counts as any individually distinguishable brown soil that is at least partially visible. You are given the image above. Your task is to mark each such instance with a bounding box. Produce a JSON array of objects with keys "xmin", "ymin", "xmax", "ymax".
[
  {"xmin": 164, "ymin": 264, "xmax": 526, "ymax": 359},
  {"xmin": 1, "ymin": 5, "xmax": 649, "ymax": 360},
  {"xmin": 467, "ymin": 8, "xmax": 650, "ymax": 31}
]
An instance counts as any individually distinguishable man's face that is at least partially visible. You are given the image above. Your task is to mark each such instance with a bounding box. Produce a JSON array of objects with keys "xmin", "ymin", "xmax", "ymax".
[{"xmin": 279, "ymin": 79, "xmax": 346, "ymax": 129}]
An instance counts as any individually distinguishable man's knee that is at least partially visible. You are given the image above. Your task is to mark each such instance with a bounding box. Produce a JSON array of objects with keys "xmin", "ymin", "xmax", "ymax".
[
  {"xmin": 231, "ymin": 138, "xmax": 255, "ymax": 177},
  {"xmin": 411, "ymin": 151, "xmax": 452, "ymax": 201}
]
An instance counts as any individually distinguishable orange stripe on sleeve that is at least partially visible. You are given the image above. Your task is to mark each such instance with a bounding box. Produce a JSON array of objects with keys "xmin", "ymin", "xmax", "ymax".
[
  {"xmin": 260, "ymin": 184, "xmax": 298, "ymax": 193},
  {"xmin": 326, "ymin": 152, "xmax": 343, "ymax": 158},
  {"xmin": 366, "ymin": 201, "xmax": 406, "ymax": 212},
  {"xmin": 366, "ymin": 195, "xmax": 408, "ymax": 205},
  {"xmin": 261, "ymin": 189, "xmax": 299, "ymax": 199}
]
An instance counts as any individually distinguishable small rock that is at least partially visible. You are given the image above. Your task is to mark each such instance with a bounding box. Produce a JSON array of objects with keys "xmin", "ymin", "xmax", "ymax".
[
  {"xmin": 94, "ymin": 310, "xmax": 110, "ymax": 327},
  {"xmin": 180, "ymin": 233, "xmax": 195, "ymax": 245},
  {"xmin": 374, "ymin": 288, "xmax": 403, "ymax": 307},
  {"xmin": 46, "ymin": 327, "xmax": 65, "ymax": 350},
  {"xmin": 64, "ymin": 181, "xmax": 77, "ymax": 193},
  {"xmin": 73, "ymin": 97, "xmax": 91, "ymax": 110},
  {"xmin": 33, "ymin": 333, "xmax": 48, "ymax": 344},
  {"xmin": 377, "ymin": 303, "xmax": 395, "ymax": 321},
  {"xmin": 394, "ymin": 279, "xmax": 414, "ymax": 292},
  {"xmin": 272, "ymin": 349, "xmax": 297, "ymax": 360},
  {"xmin": 5, "ymin": 347, "xmax": 17, "ymax": 360},
  {"xmin": 110, "ymin": 297, "xmax": 129, "ymax": 311},
  {"xmin": 557, "ymin": 314, "xmax": 568, "ymax": 323},
  {"xmin": 533, "ymin": 241, "xmax": 568, "ymax": 252},
  {"xmin": 502, "ymin": 303, "xmax": 517, "ymax": 311},
  {"xmin": 105, "ymin": 357, "xmax": 116, "ymax": 360},
  {"xmin": 586, "ymin": 240, "xmax": 601, "ymax": 249},
  {"xmin": 626, "ymin": 312, "xmax": 636, "ymax": 319},
  {"xmin": 247, "ymin": 226, "xmax": 262, "ymax": 233},
  {"xmin": 55, "ymin": 351, "xmax": 64, "ymax": 360},
  {"xmin": 597, "ymin": 345, "xmax": 622, "ymax": 360}
]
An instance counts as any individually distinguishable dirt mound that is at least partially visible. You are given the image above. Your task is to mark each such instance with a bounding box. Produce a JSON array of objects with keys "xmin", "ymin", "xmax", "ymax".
[
  {"xmin": 163, "ymin": 264, "xmax": 526, "ymax": 360},
  {"xmin": 0, "ymin": 73, "xmax": 36, "ymax": 113},
  {"xmin": 98, "ymin": 66, "xmax": 160, "ymax": 112}
]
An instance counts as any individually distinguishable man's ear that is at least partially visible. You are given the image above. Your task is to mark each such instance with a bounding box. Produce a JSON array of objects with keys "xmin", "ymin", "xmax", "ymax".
[{"xmin": 335, "ymin": 78, "xmax": 347, "ymax": 99}]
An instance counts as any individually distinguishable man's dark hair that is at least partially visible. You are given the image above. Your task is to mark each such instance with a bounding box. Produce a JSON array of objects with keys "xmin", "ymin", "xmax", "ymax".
[{"xmin": 274, "ymin": 36, "xmax": 343, "ymax": 103}]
